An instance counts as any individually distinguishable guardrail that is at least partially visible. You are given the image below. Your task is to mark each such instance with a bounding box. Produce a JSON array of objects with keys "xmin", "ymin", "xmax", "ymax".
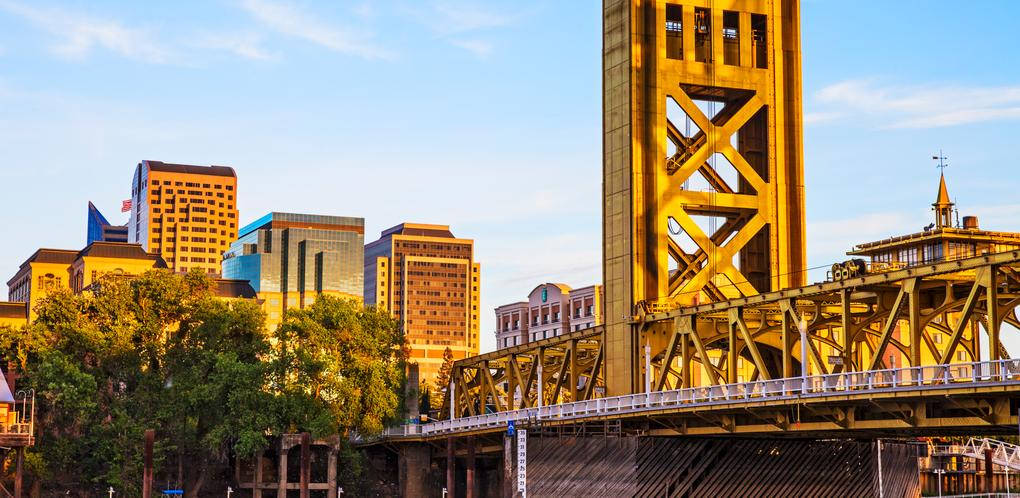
[{"xmin": 387, "ymin": 359, "xmax": 1020, "ymax": 438}]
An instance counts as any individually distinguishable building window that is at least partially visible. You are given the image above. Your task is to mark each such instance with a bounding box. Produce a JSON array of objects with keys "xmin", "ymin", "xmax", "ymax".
[
  {"xmin": 694, "ymin": 7, "xmax": 711, "ymax": 62},
  {"xmin": 722, "ymin": 11, "xmax": 739, "ymax": 66},
  {"xmin": 665, "ymin": 4, "xmax": 682, "ymax": 60},
  {"xmin": 751, "ymin": 14, "xmax": 767, "ymax": 69}
]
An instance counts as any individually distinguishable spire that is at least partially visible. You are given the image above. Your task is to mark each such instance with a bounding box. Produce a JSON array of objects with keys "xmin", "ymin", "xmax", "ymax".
[
  {"xmin": 932, "ymin": 173, "xmax": 954, "ymax": 229},
  {"xmin": 935, "ymin": 173, "xmax": 952, "ymax": 207}
]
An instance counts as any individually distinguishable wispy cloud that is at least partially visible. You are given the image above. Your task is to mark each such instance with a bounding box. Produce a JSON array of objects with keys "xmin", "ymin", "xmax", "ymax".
[
  {"xmin": 812, "ymin": 79, "xmax": 1020, "ymax": 128},
  {"xmin": 405, "ymin": 1, "xmax": 516, "ymax": 56},
  {"xmin": 448, "ymin": 39, "xmax": 492, "ymax": 58},
  {"xmin": 195, "ymin": 32, "xmax": 275, "ymax": 61},
  {"xmin": 0, "ymin": 0, "xmax": 172, "ymax": 63},
  {"xmin": 428, "ymin": 1, "xmax": 513, "ymax": 35},
  {"xmin": 238, "ymin": 0, "xmax": 392, "ymax": 60},
  {"xmin": 803, "ymin": 111, "xmax": 842, "ymax": 125}
]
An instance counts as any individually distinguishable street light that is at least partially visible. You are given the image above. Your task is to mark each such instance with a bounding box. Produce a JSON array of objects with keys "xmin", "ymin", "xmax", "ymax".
[
  {"xmin": 108, "ymin": 487, "xmax": 115, "ymax": 498},
  {"xmin": 933, "ymin": 468, "xmax": 945, "ymax": 497},
  {"xmin": 226, "ymin": 486, "xmax": 233, "ymax": 498}
]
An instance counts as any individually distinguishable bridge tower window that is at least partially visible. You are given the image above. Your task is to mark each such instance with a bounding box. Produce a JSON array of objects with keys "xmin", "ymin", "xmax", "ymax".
[{"xmin": 666, "ymin": 4, "xmax": 683, "ymax": 60}]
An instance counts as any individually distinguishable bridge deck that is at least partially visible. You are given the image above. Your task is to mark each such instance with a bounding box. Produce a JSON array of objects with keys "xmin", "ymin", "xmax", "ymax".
[{"xmin": 381, "ymin": 358, "xmax": 1020, "ymax": 441}]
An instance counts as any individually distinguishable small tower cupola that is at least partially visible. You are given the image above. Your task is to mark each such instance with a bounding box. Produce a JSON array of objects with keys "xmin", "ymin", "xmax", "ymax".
[{"xmin": 933, "ymin": 173, "xmax": 954, "ymax": 229}]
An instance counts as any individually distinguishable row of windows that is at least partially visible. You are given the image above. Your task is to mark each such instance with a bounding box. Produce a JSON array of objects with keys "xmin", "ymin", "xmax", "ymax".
[
  {"xmin": 182, "ymin": 257, "xmax": 218, "ymax": 263},
  {"xmin": 406, "ymin": 270, "xmax": 467, "ymax": 279},
  {"xmin": 398, "ymin": 242, "xmax": 468, "ymax": 252},
  {"xmin": 664, "ymin": 5, "xmax": 768, "ymax": 69},
  {"xmin": 150, "ymin": 179, "xmax": 234, "ymax": 191},
  {"xmin": 150, "ymin": 188, "xmax": 234, "ymax": 200},
  {"xmin": 150, "ymin": 198, "xmax": 233, "ymax": 207},
  {"xmin": 153, "ymin": 236, "xmax": 222, "ymax": 243}
]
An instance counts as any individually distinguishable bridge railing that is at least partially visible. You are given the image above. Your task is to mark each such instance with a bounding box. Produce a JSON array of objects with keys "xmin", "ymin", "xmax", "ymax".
[{"xmin": 410, "ymin": 359, "xmax": 1020, "ymax": 437}]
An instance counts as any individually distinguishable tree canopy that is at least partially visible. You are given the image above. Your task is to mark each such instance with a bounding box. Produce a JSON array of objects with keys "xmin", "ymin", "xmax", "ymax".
[{"xmin": 0, "ymin": 270, "xmax": 405, "ymax": 496}]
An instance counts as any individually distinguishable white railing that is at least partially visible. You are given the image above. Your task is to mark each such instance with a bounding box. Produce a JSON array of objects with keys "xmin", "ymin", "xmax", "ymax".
[
  {"xmin": 383, "ymin": 359, "xmax": 1020, "ymax": 438},
  {"xmin": 933, "ymin": 437, "xmax": 1020, "ymax": 471}
]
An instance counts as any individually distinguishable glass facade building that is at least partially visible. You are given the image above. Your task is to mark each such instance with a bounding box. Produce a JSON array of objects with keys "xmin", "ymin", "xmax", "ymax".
[
  {"xmin": 87, "ymin": 202, "xmax": 127, "ymax": 245},
  {"xmin": 224, "ymin": 212, "xmax": 364, "ymax": 329}
]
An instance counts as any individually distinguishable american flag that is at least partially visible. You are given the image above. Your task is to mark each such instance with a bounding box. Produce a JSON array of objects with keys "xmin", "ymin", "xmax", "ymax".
[{"xmin": 121, "ymin": 199, "xmax": 132, "ymax": 212}]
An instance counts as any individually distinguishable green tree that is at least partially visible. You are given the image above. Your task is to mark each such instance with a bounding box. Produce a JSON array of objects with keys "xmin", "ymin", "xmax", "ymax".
[
  {"xmin": 0, "ymin": 271, "xmax": 406, "ymax": 496},
  {"xmin": 433, "ymin": 346, "xmax": 455, "ymax": 408},
  {"xmin": 271, "ymin": 295, "xmax": 406, "ymax": 437}
]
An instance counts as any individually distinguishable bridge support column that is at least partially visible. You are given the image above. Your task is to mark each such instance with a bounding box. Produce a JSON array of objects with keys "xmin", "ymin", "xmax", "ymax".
[
  {"xmin": 447, "ymin": 437, "xmax": 456, "ymax": 498},
  {"xmin": 466, "ymin": 437, "xmax": 476, "ymax": 498},
  {"xmin": 985, "ymin": 448, "xmax": 994, "ymax": 493},
  {"xmin": 503, "ymin": 436, "xmax": 513, "ymax": 498},
  {"xmin": 14, "ymin": 446, "xmax": 22, "ymax": 498},
  {"xmin": 398, "ymin": 443, "xmax": 431, "ymax": 498}
]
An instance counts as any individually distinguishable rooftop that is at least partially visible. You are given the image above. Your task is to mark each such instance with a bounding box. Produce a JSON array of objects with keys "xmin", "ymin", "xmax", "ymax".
[
  {"xmin": 380, "ymin": 222, "xmax": 456, "ymax": 239},
  {"xmin": 213, "ymin": 279, "xmax": 258, "ymax": 299},
  {"xmin": 238, "ymin": 212, "xmax": 365, "ymax": 239},
  {"xmin": 9, "ymin": 248, "xmax": 79, "ymax": 285},
  {"xmin": 142, "ymin": 160, "xmax": 236, "ymax": 178},
  {"xmin": 76, "ymin": 242, "xmax": 167, "ymax": 268}
]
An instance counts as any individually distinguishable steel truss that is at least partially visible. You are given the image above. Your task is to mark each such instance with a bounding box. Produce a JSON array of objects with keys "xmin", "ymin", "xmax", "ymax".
[{"xmin": 447, "ymin": 250, "xmax": 1020, "ymax": 421}]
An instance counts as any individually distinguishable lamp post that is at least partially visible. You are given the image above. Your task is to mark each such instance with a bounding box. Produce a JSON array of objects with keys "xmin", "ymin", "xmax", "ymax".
[
  {"xmin": 108, "ymin": 487, "xmax": 115, "ymax": 498},
  {"xmin": 876, "ymin": 439, "xmax": 884, "ymax": 498},
  {"xmin": 934, "ymin": 469, "xmax": 946, "ymax": 495}
]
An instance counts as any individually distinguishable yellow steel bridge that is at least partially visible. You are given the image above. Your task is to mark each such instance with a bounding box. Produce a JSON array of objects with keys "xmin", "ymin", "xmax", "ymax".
[{"xmin": 391, "ymin": 0, "xmax": 1020, "ymax": 440}]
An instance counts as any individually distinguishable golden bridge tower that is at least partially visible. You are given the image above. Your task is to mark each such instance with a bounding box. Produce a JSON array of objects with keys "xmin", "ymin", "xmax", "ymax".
[{"xmin": 602, "ymin": 0, "xmax": 806, "ymax": 394}]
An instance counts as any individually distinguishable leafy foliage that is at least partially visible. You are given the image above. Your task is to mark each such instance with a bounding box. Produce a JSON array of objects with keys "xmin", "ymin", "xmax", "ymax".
[{"xmin": 0, "ymin": 270, "xmax": 405, "ymax": 495}]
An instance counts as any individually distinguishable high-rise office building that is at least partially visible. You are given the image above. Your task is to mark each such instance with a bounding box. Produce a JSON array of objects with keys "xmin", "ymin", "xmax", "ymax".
[
  {"xmin": 223, "ymin": 212, "xmax": 365, "ymax": 330},
  {"xmin": 87, "ymin": 202, "xmax": 128, "ymax": 244},
  {"xmin": 364, "ymin": 223, "xmax": 480, "ymax": 384},
  {"xmin": 128, "ymin": 160, "xmax": 239, "ymax": 275}
]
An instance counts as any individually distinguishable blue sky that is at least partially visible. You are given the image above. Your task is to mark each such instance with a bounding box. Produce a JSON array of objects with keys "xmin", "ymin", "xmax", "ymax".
[{"xmin": 1, "ymin": 1, "xmax": 1019, "ymax": 354}]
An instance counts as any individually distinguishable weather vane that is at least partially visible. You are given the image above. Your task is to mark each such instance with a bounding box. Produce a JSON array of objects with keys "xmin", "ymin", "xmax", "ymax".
[{"xmin": 933, "ymin": 150, "xmax": 949, "ymax": 173}]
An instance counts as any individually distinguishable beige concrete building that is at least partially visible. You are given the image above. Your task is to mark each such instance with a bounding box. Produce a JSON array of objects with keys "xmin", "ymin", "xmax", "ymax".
[
  {"xmin": 495, "ymin": 283, "xmax": 603, "ymax": 350},
  {"xmin": 364, "ymin": 223, "xmax": 480, "ymax": 384},
  {"xmin": 6, "ymin": 242, "xmax": 254, "ymax": 324}
]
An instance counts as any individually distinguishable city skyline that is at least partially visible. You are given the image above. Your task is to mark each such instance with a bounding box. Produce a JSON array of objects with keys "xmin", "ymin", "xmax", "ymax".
[{"xmin": 3, "ymin": 1, "xmax": 1020, "ymax": 354}]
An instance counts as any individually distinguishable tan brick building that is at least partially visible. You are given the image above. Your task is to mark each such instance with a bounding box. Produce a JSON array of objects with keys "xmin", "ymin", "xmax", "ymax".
[
  {"xmin": 495, "ymin": 283, "xmax": 603, "ymax": 350},
  {"xmin": 128, "ymin": 160, "xmax": 239, "ymax": 276},
  {"xmin": 364, "ymin": 223, "xmax": 480, "ymax": 384}
]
